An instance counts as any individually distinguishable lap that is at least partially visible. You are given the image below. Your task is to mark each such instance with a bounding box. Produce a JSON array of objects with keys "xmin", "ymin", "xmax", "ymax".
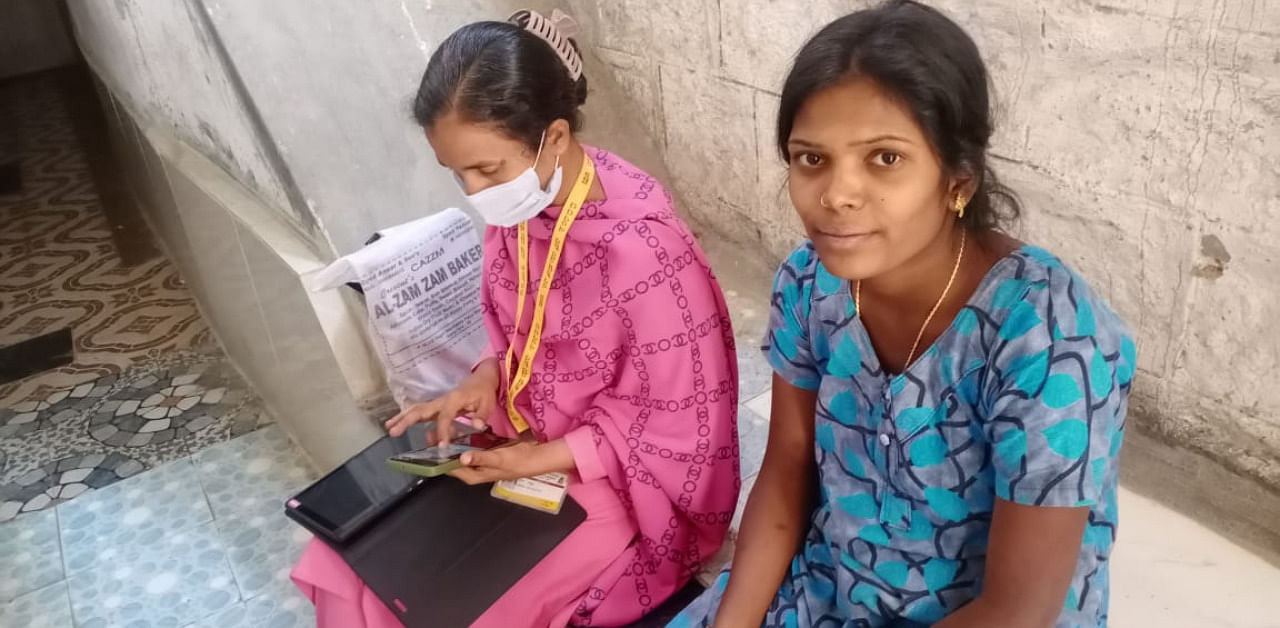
[
  {"xmin": 664, "ymin": 548, "xmax": 904, "ymax": 628},
  {"xmin": 291, "ymin": 478, "xmax": 638, "ymax": 628}
]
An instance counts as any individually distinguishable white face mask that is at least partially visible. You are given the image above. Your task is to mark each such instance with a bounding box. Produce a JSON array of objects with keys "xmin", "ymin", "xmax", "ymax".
[{"xmin": 455, "ymin": 132, "xmax": 562, "ymax": 227}]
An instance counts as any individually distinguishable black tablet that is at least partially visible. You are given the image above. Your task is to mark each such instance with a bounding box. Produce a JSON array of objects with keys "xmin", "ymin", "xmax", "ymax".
[
  {"xmin": 284, "ymin": 424, "xmax": 430, "ymax": 545},
  {"xmin": 339, "ymin": 477, "xmax": 588, "ymax": 628}
]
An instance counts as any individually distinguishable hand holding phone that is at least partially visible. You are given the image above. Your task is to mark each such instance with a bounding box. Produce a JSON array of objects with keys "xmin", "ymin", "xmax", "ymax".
[
  {"xmin": 449, "ymin": 437, "xmax": 576, "ymax": 487},
  {"xmin": 387, "ymin": 430, "xmax": 512, "ymax": 478}
]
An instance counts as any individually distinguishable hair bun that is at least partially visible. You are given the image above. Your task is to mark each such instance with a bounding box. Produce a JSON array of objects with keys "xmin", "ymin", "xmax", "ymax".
[{"xmin": 509, "ymin": 9, "xmax": 583, "ymax": 82}]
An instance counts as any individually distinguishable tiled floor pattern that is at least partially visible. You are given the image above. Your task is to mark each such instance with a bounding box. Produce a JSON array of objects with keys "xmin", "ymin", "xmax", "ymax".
[
  {"xmin": 0, "ymin": 342, "xmax": 777, "ymax": 627},
  {"xmin": 0, "ymin": 74, "xmax": 211, "ymax": 408},
  {"xmin": 2, "ymin": 340, "xmax": 1277, "ymax": 627},
  {"xmin": 0, "ymin": 425, "xmax": 318, "ymax": 627},
  {"xmin": 0, "ymin": 352, "xmax": 273, "ymax": 522},
  {"xmin": 0, "ymin": 73, "xmax": 261, "ymax": 523}
]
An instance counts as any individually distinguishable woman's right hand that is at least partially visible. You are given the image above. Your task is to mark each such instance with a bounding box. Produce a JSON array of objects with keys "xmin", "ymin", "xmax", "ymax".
[{"xmin": 384, "ymin": 358, "xmax": 501, "ymax": 443}]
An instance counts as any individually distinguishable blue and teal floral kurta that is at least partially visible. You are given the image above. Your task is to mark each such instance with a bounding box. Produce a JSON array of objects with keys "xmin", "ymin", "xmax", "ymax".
[{"xmin": 672, "ymin": 244, "xmax": 1135, "ymax": 628}]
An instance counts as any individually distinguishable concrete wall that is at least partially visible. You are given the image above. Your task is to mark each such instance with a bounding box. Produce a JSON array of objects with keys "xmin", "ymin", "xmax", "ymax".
[
  {"xmin": 0, "ymin": 0, "xmax": 77, "ymax": 79},
  {"xmin": 195, "ymin": 0, "xmax": 676, "ymax": 256},
  {"xmin": 195, "ymin": 0, "xmax": 479, "ymax": 256},
  {"xmin": 66, "ymin": 0, "xmax": 676, "ymax": 258},
  {"xmin": 95, "ymin": 84, "xmax": 385, "ymax": 471},
  {"xmin": 572, "ymin": 0, "xmax": 1280, "ymax": 493},
  {"xmin": 62, "ymin": 0, "xmax": 1279, "ymax": 492},
  {"xmin": 60, "ymin": 0, "xmax": 681, "ymax": 471},
  {"xmin": 64, "ymin": 0, "xmax": 320, "ymax": 246}
]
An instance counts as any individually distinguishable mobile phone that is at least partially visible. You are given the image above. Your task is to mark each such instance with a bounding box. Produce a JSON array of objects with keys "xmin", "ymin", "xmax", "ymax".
[
  {"xmin": 387, "ymin": 430, "xmax": 511, "ymax": 478},
  {"xmin": 421, "ymin": 417, "xmax": 482, "ymax": 442}
]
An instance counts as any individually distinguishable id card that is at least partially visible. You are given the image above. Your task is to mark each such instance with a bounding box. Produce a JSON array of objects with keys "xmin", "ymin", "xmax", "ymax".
[{"xmin": 491, "ymin": 472, "xmax": 569, "ymax": 514}]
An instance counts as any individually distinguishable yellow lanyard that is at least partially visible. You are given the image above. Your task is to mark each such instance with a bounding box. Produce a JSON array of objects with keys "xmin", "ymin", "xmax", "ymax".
[{"xmin": 503, "ymin": 155, "xmax": 596, "ymax": 433}]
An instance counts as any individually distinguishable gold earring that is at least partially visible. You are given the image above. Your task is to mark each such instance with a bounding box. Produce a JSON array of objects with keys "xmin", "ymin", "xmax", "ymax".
[{"xmin": 954, "ymin": 195, "xmax": 967, "ymax": 219}]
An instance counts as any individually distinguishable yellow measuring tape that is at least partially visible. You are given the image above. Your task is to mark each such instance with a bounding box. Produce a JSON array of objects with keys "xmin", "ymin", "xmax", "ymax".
[{"xmin": 503, "ymin": 155, "xmax": 596, "ymax": 433}]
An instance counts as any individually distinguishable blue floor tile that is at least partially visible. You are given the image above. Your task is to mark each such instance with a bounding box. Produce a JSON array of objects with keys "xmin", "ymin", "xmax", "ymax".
[
  {"xmin": 65, "ymin": 521, "xmax": 240, "ymax": 627},
  {"xmin": 193, "ymin": 426, "xmax": 314, "ymax": 521},
  {"xmin": 58, "ymin": 458, "xmax": 212, "ymax": 575},
  {"xmin": 215, "ymin": 507, "xmax": 314, "ymax": 600},
  {"xmin": 185, "ymin": 578, "xmax": 314, "ymax": 628},
  {"xmin": 0, "ymin": 508, "xmax": 63, "ymax": 602},
  {"xmin": 0, "ymin": 580, "xmax": 73, "ymax": 628}
]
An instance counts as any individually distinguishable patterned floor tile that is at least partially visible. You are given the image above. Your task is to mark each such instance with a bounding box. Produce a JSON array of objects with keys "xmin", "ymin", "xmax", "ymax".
[
  {"xmin": 0, "ymin": 375, "xmax": 114, "ymax": 440},
  {"xmin": 0, "ymin": 354, "xmax": 273, "ymax": 521},
  {"xmin": 0, "ymin": 580, "xmax": 73, "ymax": 628},
  {"xmin": 215, "ymin": 508, "xmax": 313, "ymax": 600},
  {"xmin": 0, "ymin": 451, "xmax": 147, "ymax": 521},
  {"xmin": 0, "ymin": 508, "xmax": 62, "ymax": 602},
  {"xmin": 194, "ymin": 426, "xmax": 315, "ymax": 521},
  {"xmin": 0, "ymin": 75, "xmax": 211, "ymax": 408},
  {"xmin": 58, "ymin": 458, "xmax": 213, "ymax": 575},
  {"xmin": 86, "ymin": 355, "xmax": 269, "ymax": 452},
  {"xmin": 65, "ymin": 521, "xmax": 240, "ymax": 627},
  {"xmin": 185, "ymin": 578, "xmax": 315, "ymax": 628}
]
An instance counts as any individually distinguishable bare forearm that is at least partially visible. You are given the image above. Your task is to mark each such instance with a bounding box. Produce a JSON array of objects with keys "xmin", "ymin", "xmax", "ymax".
[
  {"xmin": 711, "ymin": 459, "xmax": 812, "ymax": 628},
  {"xmin": 529, "ymin": 438, "xmax": 576, "ymax": 475},
  {"xmin": 935, "ymin": 500, "xmax": 1087, "ymax": 628}
]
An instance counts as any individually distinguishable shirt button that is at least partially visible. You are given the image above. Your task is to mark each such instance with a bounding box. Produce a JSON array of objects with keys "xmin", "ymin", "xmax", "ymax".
[{"xmin": 879, "ymin": 433, "xmax": 891, "ymax": 446}]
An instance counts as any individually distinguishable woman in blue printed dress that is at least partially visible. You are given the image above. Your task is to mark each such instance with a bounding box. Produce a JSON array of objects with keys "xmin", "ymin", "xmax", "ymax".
[{"xmin": 671, "ymin": 2, "xmax": 1135, "ymax": 627}]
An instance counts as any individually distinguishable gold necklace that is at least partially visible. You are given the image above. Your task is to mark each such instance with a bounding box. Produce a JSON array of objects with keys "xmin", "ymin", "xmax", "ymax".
[{"xmin": 856, "ymin": 229, "xmax": 967, "ymax": 369}]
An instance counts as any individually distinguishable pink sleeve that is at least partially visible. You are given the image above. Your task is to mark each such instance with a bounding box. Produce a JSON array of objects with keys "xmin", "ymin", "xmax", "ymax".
[{"xmin": 563, "ymin": 424, "xmax": 609, "ymax": 482}]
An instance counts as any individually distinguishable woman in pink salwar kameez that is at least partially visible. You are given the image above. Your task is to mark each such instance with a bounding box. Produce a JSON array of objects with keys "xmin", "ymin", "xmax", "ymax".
[{"xmin": 290, "ymin": 10, "xmax": 740, "ymax": 628}]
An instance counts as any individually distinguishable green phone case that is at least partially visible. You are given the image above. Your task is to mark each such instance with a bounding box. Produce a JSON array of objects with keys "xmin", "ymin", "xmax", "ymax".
[{"xmin": 386, "ymin": 456, "xmax": 463, "ymax": 478}]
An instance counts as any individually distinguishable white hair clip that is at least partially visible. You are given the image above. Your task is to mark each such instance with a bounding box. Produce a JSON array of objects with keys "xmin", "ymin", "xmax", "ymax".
[{"xmin": 510, "ymin": 9, "xmax": 583, "ymax": 81}]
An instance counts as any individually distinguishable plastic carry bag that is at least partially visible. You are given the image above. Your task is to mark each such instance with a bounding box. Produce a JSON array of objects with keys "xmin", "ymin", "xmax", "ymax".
[{"xmin": 311, "ymin": 208, "xmax": 488, "ymax": 408}]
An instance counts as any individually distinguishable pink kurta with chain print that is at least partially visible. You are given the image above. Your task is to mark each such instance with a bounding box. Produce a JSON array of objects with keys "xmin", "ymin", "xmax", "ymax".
[{"xmin": 291, "ymin": 147, "xmax": 740, "ymax": 628}]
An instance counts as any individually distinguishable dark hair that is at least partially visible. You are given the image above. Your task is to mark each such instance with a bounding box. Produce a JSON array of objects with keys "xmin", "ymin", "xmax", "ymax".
[
  {"xmin": 777, "ymin": 0, "xmax": 1020, "ymax": 231},
  {"xmin": 413, "ymin": 13, "xmax": 589, "ymax": 150}
]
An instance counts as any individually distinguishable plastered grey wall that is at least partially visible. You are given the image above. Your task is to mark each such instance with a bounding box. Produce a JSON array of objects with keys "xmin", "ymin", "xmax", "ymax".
[
  {"xmin": 66, "ymin": 0, "xmax": 673, "ymax": 257},
  {"xmin": 573, "ymin": 0, "xmax": 1280, "ymax": 488},
  {"xmin": 199, "ymin": 0, "xmax": 675, "ymax": 255},
  {"xmin": 63, "ymin": 0, "xmax": 318, "ymax": 244},
  {"xmin": 62, "ymin": 0, "xmax": 1279, "ymax": 489}
]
